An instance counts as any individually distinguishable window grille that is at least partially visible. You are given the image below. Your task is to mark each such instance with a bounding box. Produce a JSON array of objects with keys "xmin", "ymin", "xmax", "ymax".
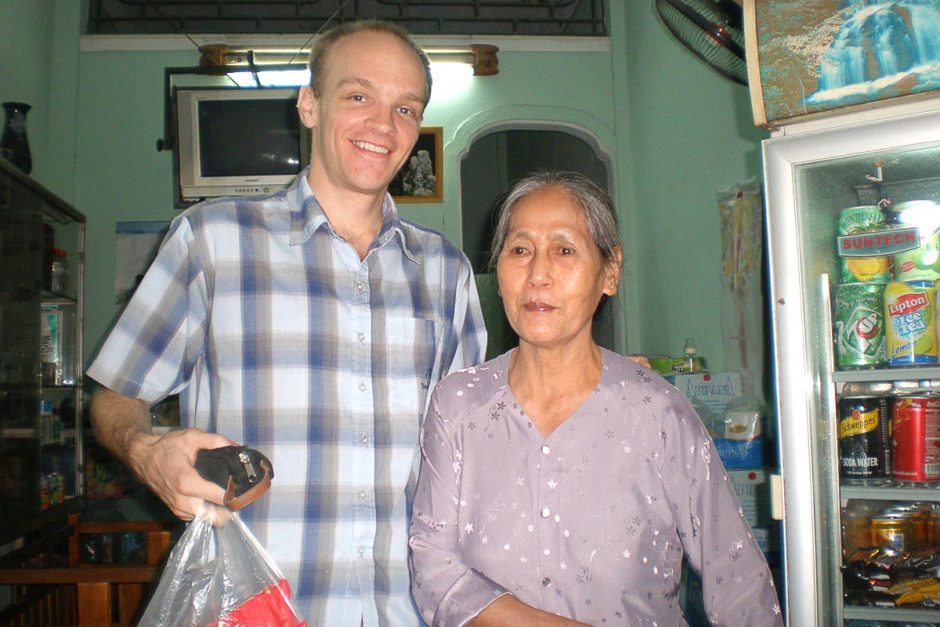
[{"xmin": 86, "ymin": 0, "xmax": 608, "ymax": 36}]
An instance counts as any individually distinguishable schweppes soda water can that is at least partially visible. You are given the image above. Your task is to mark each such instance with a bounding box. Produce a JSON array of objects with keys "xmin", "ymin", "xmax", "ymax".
[
  {"xmin": 884, "ymin": 280, "xmax": 939, "ymax": 366},
  {"xmin": 833, "ymin": 282, "xmax": 886, "ymax": 369},
  {"xmin": 837, "ymin": 394, "xmax": 891, "ymax": 480}
]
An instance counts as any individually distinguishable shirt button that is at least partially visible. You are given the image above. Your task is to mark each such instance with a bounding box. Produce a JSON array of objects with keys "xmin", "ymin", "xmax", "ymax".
[
  {"xmin": 357, "ymin": 332, "xmax": 365, "ymax": 342},
  {"xmin": 357, "ymin": 546, "xmax": 365, "ymax": 557},
  {"xmin": 541, "ymin": 507, "xmax": 551, "ymax": 518},
  {"xmin": 542, "ymin": 577, "xmax": 551, "ymax": 587},
  {"xmin": 359, "ymin": 382, "xmax": 367, "ymax": 391},
  {"xmin": 358, "ymin": 490, "xmax": 367, "ymax": 500},
  {"xmin": 356, "ymin": 283, "xmax": 364, "ymax": 292},
  {"xmin": 541, "ymin": 445, "xmax": 551, "ymax": 455}
]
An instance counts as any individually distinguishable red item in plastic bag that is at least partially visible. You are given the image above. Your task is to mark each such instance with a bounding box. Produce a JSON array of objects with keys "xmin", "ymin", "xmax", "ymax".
[{"xmin": 212, "ymin": 578, "xmax": 306, "ymax": 627}]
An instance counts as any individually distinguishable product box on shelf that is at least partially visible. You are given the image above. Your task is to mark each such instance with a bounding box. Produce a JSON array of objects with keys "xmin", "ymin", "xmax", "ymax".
[
  {"xmin": 727, "ymin": 468, "xmax": 773, "ymax": 528},
  {"xmin": 667, "ymin": 372, "xmax": 768, "ymax": 469},
  {"xmin": 666, "ymin": 371, "xmax": 743, "ymax": 414},
  {"xmin": 39, "ymin": 308, "xmax": 63, "ymax": 386}
]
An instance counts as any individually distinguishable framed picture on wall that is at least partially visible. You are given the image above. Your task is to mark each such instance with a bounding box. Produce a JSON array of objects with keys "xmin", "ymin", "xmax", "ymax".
[
  {"xmin": 744, "ymin": 0, "xmax": 940, "ymax": 128},
  {"xmin": 390, "ymin": 127, "xmax": 443, "ymax": 203}
]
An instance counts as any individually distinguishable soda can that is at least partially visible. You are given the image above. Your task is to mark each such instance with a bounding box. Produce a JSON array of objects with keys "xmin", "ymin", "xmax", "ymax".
[
  {"xmin": 929, "ymin": 506, "xmax": 940, "ymax": 546},
  {"xmin": 833, "ymin": 282, "xmax": 886, "ymax": 369},
  {"xmin": 870, "ymin": 512, "xmax": 912, "ymax": 551},
  {"xmin": 883, "ymin": 503, "xmax": 930, "ymax": 550},
  {"xmin": 884, "ymin": 280, "xmax": 939, "ymax": 366},
  {"xmin": 838, "ymin": 205, "xmax": 891, "ymax": 283},
  {"xmin": 837, "ymin": 395, "xmax": 891, "ymax": 479},
  {"xmin": 892, "ymin": 395, "xmax": 940, "ymax": 482},
  {"xmin": 891, "ymin": 200, "xmax": 940, "ymax": 281}
]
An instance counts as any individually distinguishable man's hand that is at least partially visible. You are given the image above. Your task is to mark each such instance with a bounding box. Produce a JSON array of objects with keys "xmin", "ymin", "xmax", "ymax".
[
  {"xmin": 127, "ymin": 427, "xmax": 233, "ymax": 519},
  {"xmin": 90, "ymin": 387, "xmax": 234, "ymax": 520}
]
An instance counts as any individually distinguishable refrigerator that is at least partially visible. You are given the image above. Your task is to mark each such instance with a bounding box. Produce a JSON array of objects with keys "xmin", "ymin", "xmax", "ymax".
[{"xmin": 764, "ymin": 98, "xmax": 940, "ymax": 626}]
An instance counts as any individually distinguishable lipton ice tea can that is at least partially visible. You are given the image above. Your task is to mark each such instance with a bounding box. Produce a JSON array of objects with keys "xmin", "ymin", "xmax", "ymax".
[
  {"xmin": 833, "ymin": 282, "xmax": 886, "ymax": 369},
  {"xmin": 838, "ymin": 206, "xmax": 891, "ymax": 283},
  {"xmin": 884, "ymin": 280, "xmax": 939, "ymax": 366}
]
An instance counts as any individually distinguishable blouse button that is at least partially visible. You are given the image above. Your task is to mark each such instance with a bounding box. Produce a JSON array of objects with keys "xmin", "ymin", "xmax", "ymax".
[
  {"xmin": 542, "ymin": 577, "xmax": 551, "ymax": 587},
  {"xmin": 541, "ymin": 445, "xmax": 550, "ymax": 455},
  {"xmin": 541, "ymin": 507, "xmax": 551, "ymax": 518}
]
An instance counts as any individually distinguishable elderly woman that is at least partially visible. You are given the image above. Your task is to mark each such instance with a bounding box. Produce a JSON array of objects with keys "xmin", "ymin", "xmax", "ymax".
[{"xmin": 408, "ymin": 171, "xmax": 782, "ymax": 626}]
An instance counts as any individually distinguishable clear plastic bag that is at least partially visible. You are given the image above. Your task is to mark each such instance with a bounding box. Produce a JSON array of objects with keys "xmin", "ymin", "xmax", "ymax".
[{"xmin": 139, "ymin": 504, "xmax": 306, "ymax": 627}]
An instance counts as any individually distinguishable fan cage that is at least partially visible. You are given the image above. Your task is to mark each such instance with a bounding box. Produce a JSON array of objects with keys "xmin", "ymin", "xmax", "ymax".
[{"xmin": 656, "ymin": 0, "xmax": 748, "ymax": 86}]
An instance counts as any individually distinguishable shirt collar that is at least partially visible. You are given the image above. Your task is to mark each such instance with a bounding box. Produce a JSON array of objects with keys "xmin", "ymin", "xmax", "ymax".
[{"xmin": 288, "ymin": 168, "xmax": 417, "ymax": 263}]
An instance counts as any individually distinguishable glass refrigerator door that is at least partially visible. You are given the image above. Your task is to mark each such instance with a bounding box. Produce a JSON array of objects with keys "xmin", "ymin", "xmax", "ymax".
[{"xmin": 764, "ymin": 107, "xmax": 940, "ymax": 626}]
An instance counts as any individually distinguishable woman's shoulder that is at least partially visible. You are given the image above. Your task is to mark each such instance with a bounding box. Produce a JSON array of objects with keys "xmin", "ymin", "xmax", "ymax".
[
  {"xmin": 598, "ymin": 349, "xmax": 696, "ymax": 414},
  {"xmin": 432, "ymin": 352, "xmax": 510, "ymax": 411},
  {"xmin": 599, "ymin": 349, "xmax": 671, "ymax": 391}
]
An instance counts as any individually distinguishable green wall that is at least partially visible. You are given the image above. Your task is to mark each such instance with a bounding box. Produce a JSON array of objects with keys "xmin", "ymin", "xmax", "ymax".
[
  {"xmin": 0, "ymin": 0, "xmax": 54, "ymax": 182},
  {"xmin": 4, "ymin": 2, "xmax": 768, "ymax": 375},
  {"xmin": 621, "ymin": 3, "xmax": 769, "ymax": 368}
]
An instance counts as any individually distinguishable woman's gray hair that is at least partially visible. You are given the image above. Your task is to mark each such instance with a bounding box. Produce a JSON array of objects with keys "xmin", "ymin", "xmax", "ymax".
[{"xmin": 487, "ymin": 170, "xmax": 621, "ymax": 271}]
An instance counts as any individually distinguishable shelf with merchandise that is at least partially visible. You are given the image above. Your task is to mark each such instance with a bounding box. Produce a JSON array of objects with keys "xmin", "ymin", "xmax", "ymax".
[{"xmin": 0, "ymin": 159, "xmax": 85, "ymax": 548}]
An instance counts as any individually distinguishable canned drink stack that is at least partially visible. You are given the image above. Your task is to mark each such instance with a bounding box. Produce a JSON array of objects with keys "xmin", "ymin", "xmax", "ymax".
[
  {"xmin": 891, "ymin": 200, "xmax": 940, "ymax": 282},
  {"xmin": 837, "ymin": 393, "xmax": 892, "ymax": 482},
  {"xmin": 892, "ymin": 394, "xmax": 940, "ymax": 484},
  {"xmin": 838, "ymin": 205, "xmax": 891, "ymax": 283},
  {"xmin": 884, "ymin": 280, "xmax": 939, "ymax": 366},
  {"xmin": 834, "ymin": 282, "xmax": 886, "ymax": 369}
]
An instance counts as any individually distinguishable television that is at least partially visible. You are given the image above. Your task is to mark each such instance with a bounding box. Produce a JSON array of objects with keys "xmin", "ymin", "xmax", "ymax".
[{"xmin": 174, "ymin": 87, "xmax": 308, "ymax": 204}]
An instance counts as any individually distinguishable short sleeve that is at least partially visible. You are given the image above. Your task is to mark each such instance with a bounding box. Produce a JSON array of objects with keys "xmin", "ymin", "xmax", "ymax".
[{"xmin": 87, "ymin": 215, "xmax": 210, "ymax": 404}]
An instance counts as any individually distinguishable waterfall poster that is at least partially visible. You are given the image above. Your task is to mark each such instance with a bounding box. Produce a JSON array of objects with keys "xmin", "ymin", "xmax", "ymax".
[{"xmin": 747, "ymin": 0, "xmax": 940, "ymax": 126}]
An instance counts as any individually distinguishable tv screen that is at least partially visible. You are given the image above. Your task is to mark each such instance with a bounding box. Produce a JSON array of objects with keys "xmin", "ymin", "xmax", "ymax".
[
  {"xmin": 175, "ymin": 87, "xmax": 307, "ymax": 204},
  {"xmin": 197, "ymin": 98, "xmax": 301, "ymax": 177}
]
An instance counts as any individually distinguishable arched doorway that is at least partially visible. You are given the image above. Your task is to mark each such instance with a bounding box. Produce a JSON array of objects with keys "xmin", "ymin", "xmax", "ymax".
[{"xmin": 461, "ymin": 128, "xmax": 614, "ymax": 359}]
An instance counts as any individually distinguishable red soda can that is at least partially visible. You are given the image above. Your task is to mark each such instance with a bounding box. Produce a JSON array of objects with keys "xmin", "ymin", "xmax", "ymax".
[{"xmin": 892, "ymin": 395, "xmax": 940, "ymax": 482}]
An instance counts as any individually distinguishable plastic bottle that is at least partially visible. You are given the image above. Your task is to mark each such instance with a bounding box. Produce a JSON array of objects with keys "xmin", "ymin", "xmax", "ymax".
[
  {"xmin": 50, "ymin": 248, "xmax": 68, "ymax": 293},
  {"xmin": 683, "ymin": 338, "xmax": 701, "ymax": 373}
]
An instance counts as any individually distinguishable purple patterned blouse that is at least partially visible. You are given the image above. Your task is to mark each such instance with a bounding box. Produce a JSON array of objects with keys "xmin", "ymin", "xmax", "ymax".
[{"xmin": 409, "ymin": 348, "xmax": 783, "ymax": 626}]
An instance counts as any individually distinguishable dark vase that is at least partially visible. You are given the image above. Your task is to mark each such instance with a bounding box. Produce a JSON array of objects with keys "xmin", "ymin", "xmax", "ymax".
[{"xmin": 1, "ymin": 102, "xmax": 32, "ymax": 174}]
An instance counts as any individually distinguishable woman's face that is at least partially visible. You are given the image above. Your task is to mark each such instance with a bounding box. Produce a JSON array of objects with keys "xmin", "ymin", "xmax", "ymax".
[{"xmin": 497, "ymin": 185, "xmax": 622, "ymax": 352}]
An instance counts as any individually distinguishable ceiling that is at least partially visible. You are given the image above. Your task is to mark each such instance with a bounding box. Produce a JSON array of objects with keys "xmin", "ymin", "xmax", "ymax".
[{"xmin": 86, "ymin": 0, "xmax": 609, "ymax": 36}]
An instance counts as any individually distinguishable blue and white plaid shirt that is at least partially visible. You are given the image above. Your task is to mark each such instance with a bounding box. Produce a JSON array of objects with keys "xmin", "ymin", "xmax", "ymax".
[{"xmin": 88, "ymin": 170, "xmax": 487, "ymax": 625}]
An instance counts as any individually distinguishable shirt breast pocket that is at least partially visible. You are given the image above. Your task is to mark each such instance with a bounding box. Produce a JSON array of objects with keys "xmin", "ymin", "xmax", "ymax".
[{"xmin": 381, "ymin": 316, "xmax": 438, "ymax": 419}]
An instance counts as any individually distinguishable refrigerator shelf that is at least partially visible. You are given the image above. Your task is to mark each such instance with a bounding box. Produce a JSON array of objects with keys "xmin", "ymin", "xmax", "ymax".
[
  {"xmin": 841, "ymin": 484, "xmax": 940, "ymax": 504},
  {"xmin": 843, "ymin": 605, "xmax": 940, "ymax": 623},
  {"xmin": 833, "ymin": 367, "xmax": 940, "ymax": 385}
]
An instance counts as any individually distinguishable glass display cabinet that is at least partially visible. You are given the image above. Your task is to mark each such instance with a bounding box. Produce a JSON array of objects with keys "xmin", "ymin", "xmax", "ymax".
[{"xmin": 0, "ymin": 159, "xmax": 84, "ymax": 546}]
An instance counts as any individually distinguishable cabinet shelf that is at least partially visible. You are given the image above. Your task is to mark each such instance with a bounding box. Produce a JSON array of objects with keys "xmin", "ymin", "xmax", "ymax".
[
  {"xmin": 0, "ymin": 159, "xmax": 85, "ymax": 543},
  {"xmin": 40, "ymin": 292, "xmax": 77, "ymax": 305}
]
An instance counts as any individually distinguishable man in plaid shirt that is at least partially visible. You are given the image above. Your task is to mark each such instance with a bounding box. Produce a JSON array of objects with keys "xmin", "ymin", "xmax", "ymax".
[{"xmin": 87, "ymin": 20, "xmax": 486, "ymax": 625}]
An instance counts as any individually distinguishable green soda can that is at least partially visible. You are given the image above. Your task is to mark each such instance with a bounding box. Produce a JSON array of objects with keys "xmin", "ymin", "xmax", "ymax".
[
  {"xmin": 891, "ymin": 200, "xmax": 940, "ymax": 281},
  {"xmin": 838, "ymin": 205, "xmax": 891, "ymax": 283},
  {"xmin": 833, "ymin": 282, "xmax": 886, "ymax": 369}
]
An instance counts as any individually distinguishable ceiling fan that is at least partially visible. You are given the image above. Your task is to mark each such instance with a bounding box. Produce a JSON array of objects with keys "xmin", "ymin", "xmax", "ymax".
[{"xmin": 655, "ymin": 0, "xmax": 748, "ymax": 85}]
